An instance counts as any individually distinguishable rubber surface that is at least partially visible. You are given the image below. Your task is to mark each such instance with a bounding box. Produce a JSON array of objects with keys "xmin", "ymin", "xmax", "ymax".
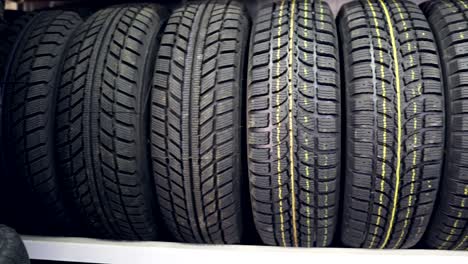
[
  {"xmin": 423, "ymin": 0, "xmax": 468, "ymax": 250},
  {"xmin": 247, "ymin": 0, "xmax": 340, "ymax": 247},
  {"xmin": 55, "ymin": 4, "xmax": 166, "ymax": 240},
  {"xmin": 151, "ymin": 0, "xmax": 249, "ymax": 244},
  {"xmin": 0, "ymin": 11, "xmax": 35, "ymax": 228},
  {"xmin": 0, "ymin": 225, "xmax": 29, "ymax": 264},
  {"xmin": 2, "ymin": 11, "xmax": 82, "ymax": 234},
  {"xmin": 338, "ymin": 0, "xmax": 445, "ymax": 249},
  {"xmin": 0, "ymin": 13, "xmax": 35, "ymax": 115},
  {"xmin": 0, "ymin": 12, "xmax": 36, "ymax": 102},
  {"xmin": 0, "ymin": 0, "xmax": 4, "ymax": 24}
]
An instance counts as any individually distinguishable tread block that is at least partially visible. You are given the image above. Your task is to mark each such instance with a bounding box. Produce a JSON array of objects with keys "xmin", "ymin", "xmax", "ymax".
[
  {"xmin": 422, "ymin": 0, "xmax": 468, "ymax": 251},
  {"xmin": 151, "ymin": 0, "xmax": 249, "ymax": 244},
  {"xmin": 2, "ymin": 11, "xmax": 83, "ymax": 235},
  {"xmin": 247, "ymin": 0, "xmax": 341, "ymax": 247},
  {"xmin": 338, "ymin": 0, "xmax": 444, "ymax": 249},
  {"xmin": 55, "ymin": 4, "xmax": 167, "ymax": 240}
]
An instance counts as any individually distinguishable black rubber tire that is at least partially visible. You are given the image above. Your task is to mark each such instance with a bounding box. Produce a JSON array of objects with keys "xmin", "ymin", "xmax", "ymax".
[
  {"xmin": 0, "ymin": 225, "xmax": 29, "ymax": 264},
  {"xmin": 55, "ymin": 4, "xmax": 166, "ymax": 240},
  {"xmin": 2, "ymin": 11, "xmax": 83, "ymax": 234},
  {"xmin": 338, "ymin": 0, "xmax": 445, "ymax": 249},
  {"xmin": 0, "ymin": 12, "xmax": 35, "ymax": 96},
  {"xmin": 151, "ymin": 0, "xmax": 249, "ymax": 244},
  {"xmin": 246, "ymin": 0, "xmax": 340, "ymax": 247},
  {"xmin": 0, "ymin": 12, "xmax": 35, "ymax": 228},
  {"xmin": 423, "ymin": 0, "xmax": 468, "ymax": 250},
  {"xmin": 0, "ymin": 0, "xmax": 4, "ymax": 24}
]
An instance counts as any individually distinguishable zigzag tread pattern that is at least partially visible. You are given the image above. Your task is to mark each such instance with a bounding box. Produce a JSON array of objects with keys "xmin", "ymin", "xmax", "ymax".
[
  {"xmin": 0, "ymin": 12, "xmax": 36, "ymax": 224},
  {"xmin": 247, "ymin": 0, "xmax": 341, "ymax": 247},
  {"xmin": 3, "ymin": 11, "xmax": 82, "ymax": 234},
  {"xmin": 55, "ymin": 4, "xmax": 166, "ymax": 240},
  {"xmin": 151, "ymin": 0, "xmax": 249, "ymax": 244},
  {"xmin": 423, "ymin": 0, "xmax": 468, "ymax": 251},
  {"xmin": 339, "ymin": 0, "xmax": 444, "ymax": 249}
]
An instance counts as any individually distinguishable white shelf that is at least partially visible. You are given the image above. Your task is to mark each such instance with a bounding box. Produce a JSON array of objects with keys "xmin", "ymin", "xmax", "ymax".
[{"xmin": 22, "ymin": 236, "xmax": 468, "ymax": 264}]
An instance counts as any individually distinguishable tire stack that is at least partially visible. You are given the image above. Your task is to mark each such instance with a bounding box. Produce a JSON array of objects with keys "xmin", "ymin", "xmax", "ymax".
[{"xmin": 0, "ymin": 0, "xmax": 465, "ymax": 252}]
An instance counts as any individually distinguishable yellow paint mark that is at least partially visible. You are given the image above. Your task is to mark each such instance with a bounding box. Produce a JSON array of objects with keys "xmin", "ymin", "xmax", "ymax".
[
  {"xmin": 367, "ymin": 0, "xmax": 389, "ymax": 249},
  {"xmin": 319, "ymin": 0, "xmax": 328, "ymax": 247},
  {"xmin": 444, "ymin": 0, "xmax": 468, "ymax": 39},
  {"xmin": 379, "ymin": 0, "xmax": 403, "ymax": 249},
  {"xmin": 444, "ymin": 1, "xmax": 456, "ymax": 12},
  {"xmin": 319, "ymin": 0, "xmax": 325, "ymax": 29},
  {"xmin": 304, "ymin": 136, "xmax": 311, "ymax": 247},
  {"xmin": 395, "ymin": 93, "xmax": 419, "ymax": 248},
  {"xmin": 288, "ymin": 0, "xmax": 299, "ymax": 247},
  {"xmin": 444, "ymin": 186, "xmax": 468, "ymax": 249},
  {"xmin": 393, "ymin": 2, "xmax": 419, "ymax": 245},
  {"xmin": 323, "ymin": 155, "xmax": 329, "ymax": 247},
  {"xmin": 440, "ymin": 5, "xmax": 467, "ymax": 249},
  {"xmin": 304, "ymin": 66, "xmax": 309, "ymax": 107},
  {"xmin": 454, "ymin": 236, "xmax": 467, "ymax": 250},
  {"xmin": 459, "ymin": 0, "xmax": 468, "ymax": 9},
  {"xmin": 440, "ymin": 198, "xmax": 466, "ymax": 249},
  {"xmin": 276, "ymin": 0, "xmax": 287, "ymax": 247},
  {"xmin": 303, "ymin": 1, "xmax": 311, "ymax": 246}
]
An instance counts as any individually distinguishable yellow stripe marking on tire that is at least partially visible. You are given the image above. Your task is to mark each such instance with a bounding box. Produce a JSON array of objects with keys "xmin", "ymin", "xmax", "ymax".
[
  {"xmin": 317, "ymin": 0, "xmax": 329, "ymax": 247},
  {"xmin": 446, "ymin": 186, "xmax": 468, "ymax": 250},
  {"xmin": 393, "ymin": 0, "xmax": 419, "ymax": 249},
  {"xmin": 458, "ymin": 0, "xmax": 468, "ymax": 9},
  {"xmin": 323, "ymin": 155, "xmax": 329, "ymax": 247},
  {"xmin": 305, "ymin": 136, "xmax": 311, "ymax": 247},
  {"xmin": 444, "ymin": 1, "xmax": 467, "ymax": 40},
  {"xmin": 276, "ymin": 0, "xmax": 287, "ymax": 247},
  {"xmin": 320, "ymin": 0, "xmax": 325, "ymax": 30},
  {"xmin": 288, "ymin": 0, "xmax": 299, "ymax": 247},
  {"xmin": 366, "ymin": 0, "xmax": 388, "ymax": 249},
  {"xmin": 379, "ymin": 0, "xmax": 403, "ymax": 249},
  {"xmin": 454, "ymin": 236, "xmax": 467, "ymax": 250},
  {"xmin": 448, "ymin": 0, "xmax": 468, "ymax": 251},
  {"xmin": 440, "ymin": 197, "xmax": 465, "ymax": 249},
  {"xmin": 303, "ymin": 0, "xmax": 312, "ymax": 248}
]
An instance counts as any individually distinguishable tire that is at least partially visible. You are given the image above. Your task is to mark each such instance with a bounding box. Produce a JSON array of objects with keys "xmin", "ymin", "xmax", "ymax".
[
  {"xmin": 0, "ymin": 12, "xmax": 35, "ymax": 94},
  {"xmin": 0, "ymin": 0, "xmax": 4, "ymax": 24},
  {"xmin": 0, "ymin": 11, "xmax": 35, "ymax": 228},
  {"xmin": 247, "ymin": 0, "xmax": 340, "ymax": 247},
  {"xmin": 2, "ymin": 11, "xmax": 83, "ymax": 234},
  {"xmin": 338, "ymin": 0, "xmax": 445, "ymax": 249},
  {"xmin": 151, "ymin": 0, "xmax": 249, "ymax": 244},
  {"xmin": 0, "ymin": 12, "xmax": 36, "ymax": 137},
  {"xmin": 423, "ymin": 0, "xmax": 468, "ymax": 250},
  {"xmin": 55, "ymin": 4, "xmax": 166, "ymax": 240},
  {"xmin": 0, "ymin": 225, "xmax": 29, "ymax": 264}
]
